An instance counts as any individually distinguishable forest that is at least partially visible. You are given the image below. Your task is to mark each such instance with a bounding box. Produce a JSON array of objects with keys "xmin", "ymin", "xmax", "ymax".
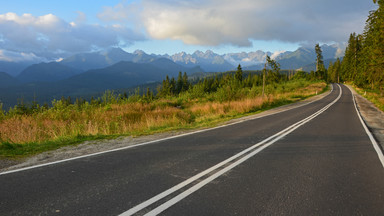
[{"xmin": 327, "ymin": 0, "xmax": 383, "ymax": 92}]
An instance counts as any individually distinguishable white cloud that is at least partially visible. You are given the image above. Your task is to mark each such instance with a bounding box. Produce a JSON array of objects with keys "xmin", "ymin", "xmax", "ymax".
[
  {"xmin": 100, "ymin": 0, "xmax": 374, "ymax": 47},
  {"xmin": 334, "ymin": 43, "xmax": 347, "ymax": 58},
  {"xmin": 271, "ymin": 50, "xmax": 286, "ymax": 60},
  {"xmin": 0, "ymin": 49, "xmax": 47, "ymax": 62},
  {"xmin": 98, "ymin": 0, "xmax": 142, "ymax": 27},
  {"xmin": 0, "ymin": 12, "xmax": 145, "ymax": 59}
]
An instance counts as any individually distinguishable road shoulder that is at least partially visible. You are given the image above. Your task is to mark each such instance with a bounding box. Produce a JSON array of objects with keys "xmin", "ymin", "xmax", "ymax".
[{"xmin": 347, "ymin": 85, "xmax": 384, "ymax": 153}]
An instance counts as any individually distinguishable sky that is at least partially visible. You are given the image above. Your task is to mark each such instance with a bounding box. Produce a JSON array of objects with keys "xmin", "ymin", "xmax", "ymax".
[{"xmin": 0, "ymin": 0, "xmax": 377, "ymax": 61}]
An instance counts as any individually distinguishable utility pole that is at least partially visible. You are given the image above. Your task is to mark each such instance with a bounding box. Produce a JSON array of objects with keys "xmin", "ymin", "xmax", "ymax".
[{"xmin": 262, "ymin": 61, "xmax": 266, "ymax": 98}]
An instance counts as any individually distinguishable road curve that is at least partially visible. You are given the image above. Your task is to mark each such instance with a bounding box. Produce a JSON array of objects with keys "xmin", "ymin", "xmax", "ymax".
[{"xmin": 0, "ymin": 84, "xmax": 383, "ymax": 215}]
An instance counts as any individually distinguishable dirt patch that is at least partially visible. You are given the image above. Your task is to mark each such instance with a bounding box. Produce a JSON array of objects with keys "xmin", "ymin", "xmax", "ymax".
[{"xmin": 0, "ymin": 90, "xmax": 332, "ymax": 173}]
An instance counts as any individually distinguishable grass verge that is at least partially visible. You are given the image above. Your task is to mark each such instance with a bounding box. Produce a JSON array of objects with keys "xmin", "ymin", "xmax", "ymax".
[{"xmin": 351, "ymin": 84, "xmax": 384, "ymax": 112}]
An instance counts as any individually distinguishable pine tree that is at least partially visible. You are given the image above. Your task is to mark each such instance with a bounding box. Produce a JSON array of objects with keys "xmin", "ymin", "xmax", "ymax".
[
  {"xmin": 335, "ymin": 58, "xmax": 341, "ymax": 83},
  {"xmin": 235, "ymin": 64, "xmax": 243, "ymax": 82},
  {"xmin": 182, "ymin": 72, "xmax": 190, "ymax": 92},
  {"xmin": 170, "ymin": 77, "xmax": 176, "ymax": 95},
  {"xmin": 159, "ymin": 75, "xmax": 171, "ymax": 97},
  {"xmin": 176, "ymin": 71, "xmax": 183, "ymax": 94},
  {"xmin": 145, "ymin": 87, "xmax": 153, "ymax": 101},
  {"xmin": 266, "ymin": 56, "xmax": 280, "ymax": 83},
  {"xmin": 341, "ymin": 33, "xmax": 355, "ymax": 81},
  {"xmin": 327, "ymin": 61, "xmax": 334, "ymax": 83},
  {"xmin": 315, "ymin": 44, "xmax": 325, "ymax": 79}
]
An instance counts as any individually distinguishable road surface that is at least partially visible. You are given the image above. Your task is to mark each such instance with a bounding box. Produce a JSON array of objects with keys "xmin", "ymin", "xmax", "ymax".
[{"xmin": 1, "ymin": 84, "xmax": 383, "ymax": 215}]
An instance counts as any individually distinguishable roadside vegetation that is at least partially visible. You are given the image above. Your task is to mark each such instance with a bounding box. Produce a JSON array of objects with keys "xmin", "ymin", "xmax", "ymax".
[
  {"xmin": 352, "ymin": 86, "xmax": 384, "ymax": 112},
  {"xmin": 0, "ymin": 63, "xmax": 327, "ymax": 158}
]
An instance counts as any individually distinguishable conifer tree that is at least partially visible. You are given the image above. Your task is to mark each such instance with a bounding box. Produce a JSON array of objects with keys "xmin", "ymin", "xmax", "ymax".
[
  {"xmin": 266, "ymin": 55, "xmax": 280, "ymax": 83},
  {"xmin": 182, "ymin": 72, "xmax": 190, "ymax": 92},
  {"xmin": 170, "ymin": 77, "xmax": 176, "ymax": 95},
  {"xmin": 315, "ymin": 44, "xmax": 325, "ymax": 80},
  {"xmin": 335, "ymin": 58, "xmax": 341, "ymax": 83},
  {"xmin": 235, "ymin": 64, "xmax": 243, "ymax": 82},
  {"xmin": 159, "ymin": 75, "xmax": 171, "ymax": 96},
  {"xmin": 145, "ymin": 87, "xmax": 153, "ymax": 101},
  {"xmin": 176, "ymin": 71, "xmax": 183, "ymax": 94},
  {"xmin": 327, "ymin": 61, "xmax": 334, "ymax": 83}
]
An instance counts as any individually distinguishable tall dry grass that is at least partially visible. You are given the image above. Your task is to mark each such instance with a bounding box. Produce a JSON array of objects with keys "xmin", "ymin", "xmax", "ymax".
[{"xmin": 0, "ymin": 81, "xmax": 326, "ymax": 146}]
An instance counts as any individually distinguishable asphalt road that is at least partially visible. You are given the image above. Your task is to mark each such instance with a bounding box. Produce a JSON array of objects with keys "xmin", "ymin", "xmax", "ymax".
[{"xmin": 1, "ymin": 84, "xmax": 383, "ymax": 216}]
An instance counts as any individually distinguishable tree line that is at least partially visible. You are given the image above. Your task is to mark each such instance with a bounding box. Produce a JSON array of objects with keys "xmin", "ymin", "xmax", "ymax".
[{"xmin": 328, "ymin": 0, "xmax": 383, "ymax": 94}]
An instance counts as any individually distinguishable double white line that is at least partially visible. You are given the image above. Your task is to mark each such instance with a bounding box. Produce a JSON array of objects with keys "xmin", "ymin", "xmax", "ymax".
[{"xmin": 120, "ymin": 84, "xmax": 342, "ymax": 216}]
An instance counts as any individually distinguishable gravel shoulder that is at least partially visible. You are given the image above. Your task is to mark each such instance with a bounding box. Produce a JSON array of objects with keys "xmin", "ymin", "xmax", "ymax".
[
  {"xmin": 2, "ymin": 84, "xmax": 383, "ymax": 173},
  {"xmin": 347, "ymin": 85, "xmax": 384, "ymax": 153}
]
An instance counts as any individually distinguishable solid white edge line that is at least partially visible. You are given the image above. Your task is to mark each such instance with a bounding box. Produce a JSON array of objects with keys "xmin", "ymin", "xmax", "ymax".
[
  {"xmin": 0, "ymin": 85, "xmax": 333, "ymax": 176},
  {"xmin": 143, "ymin": 84, "xmax": 342, "ymax": 216},
  {"xmin": 347, "ymin": 85, "xmax": 384, "ymax": 168},
  {"xmin": 119, "ymin": 84, "xmax": 341, "ymax": 216}
]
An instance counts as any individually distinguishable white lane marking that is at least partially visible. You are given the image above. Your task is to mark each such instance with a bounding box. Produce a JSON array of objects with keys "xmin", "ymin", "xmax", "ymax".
[
  {"xmin": 347, "ymin": 85, "xmax": 384, "ymax": 168},
  {"xmin": 0, "ymin": 86, "xmax": 332, "ymax": 176},
  {"xmin": 120, "ymin": 84, "xmax": 342, "ymax": 216}
]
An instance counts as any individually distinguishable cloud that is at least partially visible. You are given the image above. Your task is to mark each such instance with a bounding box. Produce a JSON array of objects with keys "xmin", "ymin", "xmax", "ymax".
[
  {"xmin": 101, "ymin": 0, "xmax": 374, "ymax": 47},
  {"xmin": 98, "ymin": 0, "xmax": 142, "ymax": 28},
  {"xmin": 0, "ymin": 49, "xmax": 47, "ymax": 62},
  {"xmin": 0, "ymin": 12, "xmax": 145, "ymax": 59},
  {"xmin": 271, "ymin": 50, "xmax": 286, "ymax": 60},
  {"xmin": 75, "ymin": 11, "xmax": 87, "ymax": 24}
]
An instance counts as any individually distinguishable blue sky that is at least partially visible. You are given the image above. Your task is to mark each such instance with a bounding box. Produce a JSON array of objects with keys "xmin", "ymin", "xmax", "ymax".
[
  {"xmin": 0, "ymin": 0, "xmax": 376, "ymax": 60},
  {"xmin": 0, "ymin": 0, "xmax": 119, "ymax": 23}
]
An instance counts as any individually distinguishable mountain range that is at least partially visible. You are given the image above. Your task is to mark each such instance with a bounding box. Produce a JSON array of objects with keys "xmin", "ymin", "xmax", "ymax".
[
  {"xmin": 0, "ymin": 44, "xmax": 344, "ymax": 109},
  {"xmin": 0, "ymin": 57, "xmax": 204, "ymax": 109}
]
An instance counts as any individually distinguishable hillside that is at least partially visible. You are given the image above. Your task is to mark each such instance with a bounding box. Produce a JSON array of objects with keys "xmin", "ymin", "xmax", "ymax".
[
  {"xmin": 0, "ymin": 72, "xmax": 20, "ymax": 88},
  {"xmin": 0, "ymin": 61, "xmax": 36, "ymax": 77},
  {"xmin": 17, "ymin": 62, "xmax": 82, "ymax": 83},
  {"xmin": 61, "ymin": 59, "xmax": 192, "ymax": 93}
]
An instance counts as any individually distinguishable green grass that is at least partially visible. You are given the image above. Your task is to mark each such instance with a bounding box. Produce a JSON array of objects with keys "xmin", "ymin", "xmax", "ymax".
[
  {"xmin": 351, "ymin": 85, "xmax": 384, "ymax": 112},
  {"xmin": 0, "ymin": 135, "xmax": 111, "ymax": 158}
]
